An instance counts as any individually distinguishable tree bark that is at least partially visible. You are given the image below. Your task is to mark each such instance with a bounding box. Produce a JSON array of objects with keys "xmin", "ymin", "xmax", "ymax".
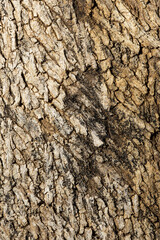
[{"xmin": 0, "ymin": 0, "xmax": 160, "ymax": 239}]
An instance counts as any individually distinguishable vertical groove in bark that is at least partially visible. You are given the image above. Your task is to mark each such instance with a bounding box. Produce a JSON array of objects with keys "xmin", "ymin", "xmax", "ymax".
[{"xmin": 0, "ymin": 0, "xmax": 160, "ymax": 239}]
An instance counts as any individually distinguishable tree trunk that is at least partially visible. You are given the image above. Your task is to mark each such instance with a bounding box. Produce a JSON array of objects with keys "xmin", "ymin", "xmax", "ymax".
[{"xmin": 0, "ymin": 0, "xmax": 160, "ymax": 239}]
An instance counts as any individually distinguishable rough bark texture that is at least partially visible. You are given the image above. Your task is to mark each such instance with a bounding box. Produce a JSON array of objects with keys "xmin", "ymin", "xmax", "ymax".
[{"xmin": 0, "ymin": 0, "xmax": 160, "ymax": 239}]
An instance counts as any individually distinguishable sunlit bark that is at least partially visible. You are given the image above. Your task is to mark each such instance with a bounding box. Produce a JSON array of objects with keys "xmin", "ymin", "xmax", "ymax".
[{"xmin": 0, "ymin": 0, "xmax": 160, "ymax": 239}]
